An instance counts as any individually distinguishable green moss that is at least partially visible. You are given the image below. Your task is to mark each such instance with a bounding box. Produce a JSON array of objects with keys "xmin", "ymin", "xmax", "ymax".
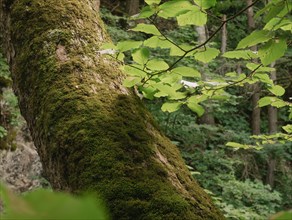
[{"xmin": 8, "ymin": 0, "xmax": 224, "ymax": 219}]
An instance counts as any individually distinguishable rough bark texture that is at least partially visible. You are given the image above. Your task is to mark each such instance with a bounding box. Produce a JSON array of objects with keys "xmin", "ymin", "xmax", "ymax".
[{"xmin": 0, "ymin": 0, "xmax": 223, "ymax": 219}]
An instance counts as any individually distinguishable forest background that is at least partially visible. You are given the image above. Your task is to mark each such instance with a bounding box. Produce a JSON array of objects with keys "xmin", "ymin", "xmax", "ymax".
[{"xmin": 0, "ymin": 0, "xmax": 291, "ymax": 219}]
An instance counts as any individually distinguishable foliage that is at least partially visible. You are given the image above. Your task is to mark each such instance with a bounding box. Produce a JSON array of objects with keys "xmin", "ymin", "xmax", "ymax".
[
  {"xmin": 0, "ymin": 184, "xmax": 108, "ymax": 220},
  {"xmin": 0, "ymin": 126, "xmax": 7, "ymax": 139},
  {"xmin": 103, "ymin": 0, "xmax": 291, "ymax": 118},
  {"xmin": 0, "ymin": 53, "xmax": 23, "ymax": 149}
]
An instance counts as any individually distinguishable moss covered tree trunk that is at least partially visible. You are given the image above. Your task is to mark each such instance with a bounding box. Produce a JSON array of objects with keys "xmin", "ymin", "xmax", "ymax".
[{"xmin": 0, "ymin": 0, "xmax": 223, "ymax": 219}]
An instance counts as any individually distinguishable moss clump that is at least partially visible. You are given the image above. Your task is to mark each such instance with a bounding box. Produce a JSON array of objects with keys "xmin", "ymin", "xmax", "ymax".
[{"xmin": 7, "ymin": 0, "xmax": 224, "ymax": 219}]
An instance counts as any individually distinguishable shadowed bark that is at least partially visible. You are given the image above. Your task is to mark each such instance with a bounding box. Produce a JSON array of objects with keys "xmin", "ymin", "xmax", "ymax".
[
  {"xmin": 0, "ymin": 0, "xmax": 223, "ymax": 219},
  {"xmin": 246, "ymin": 0, "xmax": 261, "ymax": 135}
]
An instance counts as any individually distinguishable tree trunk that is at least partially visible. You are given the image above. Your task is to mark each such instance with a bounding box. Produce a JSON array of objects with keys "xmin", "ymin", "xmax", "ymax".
[
  {"xmin": 268, "ymin": 62, "xmax": 277, "ymax": 134},
  {"xmin": 220, "ymin": 15, "xmax": 227, "ymax": 54},
  {"xmin": 266, "ymin": 62, "xmax": 277, "ymax": 188},
  {"xmin": 195, "ymin": 26, "xmax": 215, "ymax": 125},
  {"xmin": 246, "ymin": 0, "xmax": 261, "ymax": 135},
  {"xmin": 126, "ymin": 0, "xmax": 140, "ymax": 16},
  {"xmin": 0, "ymin": 0, "xmax": 223, "ymax": 219}
]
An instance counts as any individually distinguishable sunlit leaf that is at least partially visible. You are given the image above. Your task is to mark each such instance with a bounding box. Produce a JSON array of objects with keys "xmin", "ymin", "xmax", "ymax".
[
  {"xmin": 187, "ymin": 102, "xmax": 205, "ymax": 116},
  {"xmin": 117, "ymin": 41, "xmax": 142, "ymax": 52},
  {"xmin": 171, "ymin": 66, "xmax": 201, "ymax": 78},
  {"xmin": 123, "ymin": 65, "xmax": 147, "ymax": 77},
  {"xmin": 144, "ymin": 36, "xmax": 173, "ymax": 49},
  {"xmin": 258, "ymin": 96, "xmax": 273, "ymax": 107},
  {"xmin": 194, "ymin": 48, "xmax": 220, "ymax": 63},
  {"xmin": 246, "ymin": 63, "xmax": 275, "ymax": 72},
  {"xmin": 136, "ymin": 6, "xmax": 155, "ymax": 19},
  {"xmin": 268, "ymin": 85, "xmax": 285, "ymax": 96},
  {"xmin": 131, "ymin": 24, "xmax": 161, "ymax": 36},
  {"xmin": 158, "ymin": 1, "xmax": 193, "ymax": 18},
  {"xmin": 223, "ymin": 50, "xmax": 258, "ymax": 60},
  {"xmin": 123, "ymin": 76, "xmax": 141, "ymax": 87},
  {"xmin": 258, "ymin": 39, "xmax": 287, "ymax": 66},
  {"xmin": 236, "ymin": 30, "xmax": 273, "ymax": 49},
  {"xmin": 146, "ymin": 59, "xmax": 169, "ymax": 70},
  {"xmin": 282, "ymin": 125, "xmax": 292, "ymax": 134},
  {"xmin": 132, "ymin": 48, "xmax": 150, "ymax": 65},
  {"xmin": 177, "ymin": 8, "xmax": 207, "ymax": 26},
  {"xmin": 193, "ymin": 0, "xmax": 216, "ymax": 9},
  {"xmin": 145, "ymin": 0, "xmax": 161, "ymax": 5},
  {"xmin": 161, "ymin": 102, "xmax": 183, "ymax": 112}
]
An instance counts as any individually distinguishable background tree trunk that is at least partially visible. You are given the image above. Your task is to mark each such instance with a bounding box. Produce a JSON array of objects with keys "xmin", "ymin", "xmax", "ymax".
[
  {"xmin": 246, "ymin": 0, "xmax": 261, "ymax": 135},
  {"xmin": 266, "ymin": 62, "xmax": 278, "ymax": 188},
  {"xmin": 126, "ymin": 0, "xmax": 140, "ymax": 16},
  {"xmin": 195, "ymin": 26, "xmax": 215, "ymax": 125},
  {"xmin": 0, "ymin": 0, "xmax": 223, "ymax": 219},
  {"xmin": 221, "ymin": 15, "xmax": 227, "ymax": 54}
]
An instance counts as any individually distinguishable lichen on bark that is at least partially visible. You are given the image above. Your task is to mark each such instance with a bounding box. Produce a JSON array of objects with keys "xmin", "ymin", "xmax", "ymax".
[{"xmin": 0, "ymin": 0, "xmax": 224, "ymax": 219}]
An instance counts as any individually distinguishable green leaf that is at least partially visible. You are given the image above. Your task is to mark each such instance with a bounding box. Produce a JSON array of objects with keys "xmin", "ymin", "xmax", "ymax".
[
  {"xmin": 223, "ymin": 50, "xmax": 258, "ymax": 60},
  {"xmin": 144, "ymin": 36, "xmax": 173, "ymax": 49},
  {"xmin": 194, "ymin": 48, "xmax": 220, "ymax": 63},
  {"xmin": 132, "ymin": 48, "xmax": 150, "ymax": 65},
  {"xmin": 131, "ymin": 24, "xmax": 161, "ymax": 36},
  {"xmin": 236, "ymin": 30, "xmax": 273, "ymax": 49},
  {"xmin": 268, "ymin": 85, "xmax": 285, "ymax": 96},
  {"xmin": 253, "ymin": 73, "xmax": 273, "ymax": 85},
  {"xmin": 187, "ymin": 102, "xmax": 205, "ymax": 116},
  {"xmin": 169, "ymin": 44, "xmax": 193, "ymax": 56},
  {"xmin": 146, "ymin": 59, "xmax": 169, "ymax": 70},
  {"xmin": 1, "ymin": 185, "xmax": 108, "ymax": 220},
  {"xmin": 137, "ymin": 6, "xmax": 155, "ymax": 19},
  {"xmin": 271, "ymin": 99, "xmax": 287, "ymax": 108},
  {"xmin": 280, "ymin": 23, "xmax": 292, "ymax": 32},
  {"xmin": 145, "ymin": 0, "xmax": 161, "ymax": 5},
  {"xmin": 193, "ymin": 0, "xmax": 216, "ymax": 9},
  {"xmin": 122, "ymin": 65, "xmax": 147, "ymax": 77},
  {"xmin": 226, "ymin": 142, "xmax": 262, "ymax": 150},
  {"xmin": 258, "ymin": 39, "xmax": 287, "ymax": 66},
  {"xmin": 264, "ymin": 18, "xmax": 291, "ymax": 31},
  {"xmin": 161, "ymin": 102, "xmax": 183, "ymax": 113},
  {"xmin": 188, "ymin": 95, "xmax": 208, "ymax": 104},
  {"xmin": 154, "ymin": 83, "xmax": 177, "ymax": 97},
  {"xmin": 258, "ymin": 96, "xmax": 273, "ymax": 107},
  {"xmin": 139, "ymin": 86, "xmax": 156, "ymax": 100},
  {"xmin": 123, "ymin": 76, "xmax": 141, "ymax": 87},
  {"xmin": 264, "ymin": 1, "xmax": 286, "ymax": 23},
  {"xmin": 169, "ymin": 91, "xmax": 187, "ymax": 100},
  {"xmin": 117, "ymin": 41, "xmax": 142, "ymax": 52},
  {"xmin": 246, "ymin": 63, "xmax": 275, "ymax": 72},
  {"xmin": 101, "ymin": 42, "xmax": 117, "ymax": 50},
  {"xmin": 282, "ymin": 124, "xmax": 292, "ymax": 134},
  {"xmin": 177, "ymin": 8, "xmax": 207, "ymax": 26},
  {"xmin": 171, "ymin": 66, "xmax": 201, "ymax": 78},
  {"xmin": 158, "ymin": 0, "xmax": 193, "ymax": 18},
  {"xmin": 117, "ymin": 52, "xmax": 125, "ymax": 62}
]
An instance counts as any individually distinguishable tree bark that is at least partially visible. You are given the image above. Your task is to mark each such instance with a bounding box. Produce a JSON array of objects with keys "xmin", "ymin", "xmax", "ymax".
[
  {"xmin": 0, "ymin": 0, "xmax": 223, "ymax": 219},
  {"xmin": 246, "ymin": 0, "xmax": 261, "ymax": 135},
  {"xmin": 126, "ymin": 0, "xmax": 140, "ymax": 16},
  {"xmin": 195, "ymin": 26, "xmax": 215, "ymax": 125},
  {"xmin": 268, "ymin": 62, "xmax": 277, "ymax": 134},
  {"xmin": 220, "ymin": 15, "xmax": 227, "ymax": 54},
  {"xmin": 266, "ymin": 62, "xmax": 277, "ymax": 188}
]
